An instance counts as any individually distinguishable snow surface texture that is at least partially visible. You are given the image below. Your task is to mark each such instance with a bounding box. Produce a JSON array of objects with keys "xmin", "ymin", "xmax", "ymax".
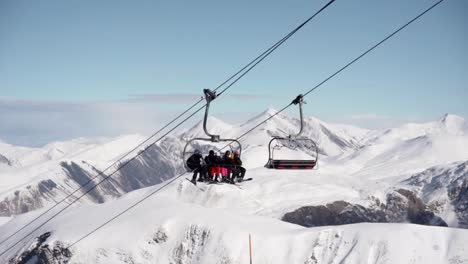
[
  {"xmin": 0, "ymin": 111, "xmax": 467, "ymax": 263},
  {"xmin": 1, "ymin": 182, "xmax": 468, "ymax": 264}
]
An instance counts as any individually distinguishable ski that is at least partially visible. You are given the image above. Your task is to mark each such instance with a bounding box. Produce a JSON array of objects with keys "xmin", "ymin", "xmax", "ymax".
[
  {"xmin": 206, "ymin": 180, "xmax": 243, "ymax": 189},
  {"xmin": 185, "ymin": 178, "xmax": 205, "ymax": 191},
  {"xmin": 237, "ymin": 177, "xmax": 253, "ymax": 183}
]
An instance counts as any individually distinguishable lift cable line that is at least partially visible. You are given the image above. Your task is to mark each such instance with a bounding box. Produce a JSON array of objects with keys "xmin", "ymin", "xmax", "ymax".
[
  {"xmin": 216, "ymin": 0, "xmax": 336, "ymax": 98},
  {"xmin": 59, "ymin": 0, "xmax": 445, "ymax": 251},
  {"xmin": 0, "ymin": 0, "xmax": 337, "ymax": 248},
  {"xmin": 224, "ymin": 0, "xmax": 447, "ymax": 148},
  {"xmin": 0, "ymin": 99, "xmax": 202, "ymax": 247},
  {"xmin": 0, "ymin": 0, "xmax": 337, "ymax": 256},
  {"xmin": 65, "ymin": 171, "xmax": 189, "ymax": 249}
]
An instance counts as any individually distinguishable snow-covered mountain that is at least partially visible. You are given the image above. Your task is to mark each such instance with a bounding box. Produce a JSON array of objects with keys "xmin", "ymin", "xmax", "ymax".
[
  {"xmin": 1, "ymin": 111, "xmax": 467, "ymax": 217},
  {"xmin": 0, "ymin": 111, "xmax": 467, "ymax": 263},
  {"xmin": 2, "ymin": 181, "xmax": 467, "ymax": 264},
  {"xmin": 0, "ymin": 135, "xmax": 183, "ymax": 216},
  {"xmin": 333, "ymin": 113, "xmax": 468, "ymax": 178},
  {"xmin": 0, "ymin": 109, "xmax": 371, "ymax": 217},
  {"xmin": 401, "ymin": 161, "xmax": 468, "ymax": 228}
]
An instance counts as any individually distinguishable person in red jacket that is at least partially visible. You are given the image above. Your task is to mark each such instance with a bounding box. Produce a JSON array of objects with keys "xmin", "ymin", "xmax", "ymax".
[
  {"xmin": 221, "ymin": 150, "xmax": 233, "ymax": 182},
  {"xmin": 205, "ymin": 150, "xmax": 222, "ymax": 182}
]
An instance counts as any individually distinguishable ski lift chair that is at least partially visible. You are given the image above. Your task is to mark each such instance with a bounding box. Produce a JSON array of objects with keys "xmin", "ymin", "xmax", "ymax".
[
  {"xmin": 265, "ymin": 95, "xmax": 319, "ymax": 170},
  {"xmin": 182, "ymin": 89, "xmax": 242, "ymax": 172}
]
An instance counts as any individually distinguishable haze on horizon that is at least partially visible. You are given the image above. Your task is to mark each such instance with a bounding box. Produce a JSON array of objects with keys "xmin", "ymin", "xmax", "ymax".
[{"xmin": 0, "ymin": 0, "xmax": 466, "ymax": 146}]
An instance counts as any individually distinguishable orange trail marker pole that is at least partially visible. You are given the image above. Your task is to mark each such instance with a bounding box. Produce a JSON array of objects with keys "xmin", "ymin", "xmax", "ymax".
[{"xmin": 249, "ymin": 234, "xmax": 253, "ymax": 264}]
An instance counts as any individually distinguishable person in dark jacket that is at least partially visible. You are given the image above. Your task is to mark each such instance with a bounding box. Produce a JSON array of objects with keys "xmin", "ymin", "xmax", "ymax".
[
  {"xmin": 221, "ymin": 150, "xmax": 233, "ymax": 182},
  {"xmin": 205, "ymin": 150, "xmax": 221, "ymax": 182},
  {"xmin": 231, "ymin": 151, "xmax": 246, "ymax": 182},
  {"xmin": 186, "ymin": 149, "xmax": 206, "ymax": 184}
]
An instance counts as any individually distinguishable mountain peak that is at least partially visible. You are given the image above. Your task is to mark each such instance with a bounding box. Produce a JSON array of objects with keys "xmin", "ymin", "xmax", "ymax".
[
  {"xmin": 439, "ymin": 114, "xmax": 466, "ymax": 134},
  {"xmin": 440, "ymin": 113, "xmax": 465, "ymax": 124},
  {"xmin": 181, "ymin": 116, "xmax": 233, "ymax": 139},
  {"xmin": 264, "ymin": 107, "xmax": 279, "ymax": 116},
  {"xmin": 240, "ymin": 107, "xmax": 285, "ymax": 127}
]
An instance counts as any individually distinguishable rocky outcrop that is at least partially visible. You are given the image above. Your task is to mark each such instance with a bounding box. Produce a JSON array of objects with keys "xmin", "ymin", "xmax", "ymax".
[
  {"xmin": 0, "ymin": 185, "xmax": 46, "ymax": 216},
  {"xmin": 171, "ymin": 225, "xmax": 212, "ymax": 264},
  {"xmin": 116, "ymin": 142, "xmax": 180, "ymax": 193},
  {"xmin": 8, "ymin": 232, "xmax": 71, "ymax": 264},
  {"xmin": 282, "ymin": 189, "xmax": 447, "ymax": 228},
  {"xmin": 447, "ymin": 172, "xmax": 468, "ymax": 227},
  {"xmin": 282, "ymin": 200, "xmax": 386, "ymax": 227},
  {"xmin": 61, "ymin": 161, "xmax": 108, "ymax": 203},
  {"xmin": 0, "ymin": 154, "xmax": 11, "ymax": 166},
  {"xmin": 0, "ymin": 141, "xmax": 183, "ymax": 217},
  {"xmin": 385, "ymin": 189, "xmax": 447, "ymax": 226},
  {"xmin": 402, "ymin": 161, "xmax": 468, "ymax": 228}
]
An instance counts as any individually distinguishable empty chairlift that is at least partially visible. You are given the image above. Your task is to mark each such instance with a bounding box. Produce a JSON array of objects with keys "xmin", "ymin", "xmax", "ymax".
[{"xmin": 265, "ymin": 95, "xmax": 319, "ymax": 170}]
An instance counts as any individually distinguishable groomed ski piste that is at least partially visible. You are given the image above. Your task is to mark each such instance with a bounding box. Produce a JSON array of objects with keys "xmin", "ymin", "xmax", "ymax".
[{"xmin": 0, "ymin": 112, "xmax": 467, "ymax": 263}]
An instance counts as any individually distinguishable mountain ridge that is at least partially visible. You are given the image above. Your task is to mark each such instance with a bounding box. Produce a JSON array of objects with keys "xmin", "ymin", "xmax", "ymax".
[
  {"xmin": 0, "ymin": 112, "xmax": 467, "ymax": 263},
  {"xmin": 0, "ymin": 112, "xmax": 466, "ymax": 217}
]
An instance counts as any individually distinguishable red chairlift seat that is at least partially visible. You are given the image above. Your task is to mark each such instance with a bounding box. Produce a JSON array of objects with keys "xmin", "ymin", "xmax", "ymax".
[{"xmin": 267, "ymin": 159, "xmax": 317, "ymax": 170}]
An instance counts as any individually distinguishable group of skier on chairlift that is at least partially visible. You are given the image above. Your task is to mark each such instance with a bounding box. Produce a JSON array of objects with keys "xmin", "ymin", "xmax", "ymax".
[
  {"xmin": 183, "ymin": 90, "xmax": 318, "ymax": 186},
  {"xmin": 186, "ymin": 149, "xmax": 246, "ymax": 185}
]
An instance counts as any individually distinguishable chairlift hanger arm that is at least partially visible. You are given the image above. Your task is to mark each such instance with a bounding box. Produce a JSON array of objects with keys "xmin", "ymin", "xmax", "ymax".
[
  {"xmin": 289, "ymin": 94, "xmax": 305, "ymax": 138},
  {"xmin": 202, "ymin": 89, "xmax": 220, "ymax": 142}
]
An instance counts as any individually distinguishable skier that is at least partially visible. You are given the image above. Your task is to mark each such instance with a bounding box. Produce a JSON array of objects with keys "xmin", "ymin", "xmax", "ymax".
[
  {"xmin": 186, "ymin": 149, "xmax": 206, "ymax": 184},
  {"xmin": 221, "ymin": 150, "xmax": 233, "ymax": 183},
  {"xmin": 232, "ymin": 151, "xmax": 246, "ymax": 182},
  {"xmin": 213, "ymin": 152, "xmax": 223, "ymax": 182},
  {"xmin": 205, "ymin": 150, "xmax": 221, "ymax": 182}
]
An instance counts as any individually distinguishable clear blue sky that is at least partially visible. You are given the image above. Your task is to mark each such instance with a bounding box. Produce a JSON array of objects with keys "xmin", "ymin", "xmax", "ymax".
[{"xmin": 0, "ymin": 0, "xmax": 466, "ymax": 146}]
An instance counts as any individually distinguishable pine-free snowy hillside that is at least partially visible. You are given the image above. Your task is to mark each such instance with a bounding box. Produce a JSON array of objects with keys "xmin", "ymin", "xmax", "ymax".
[
  {"xmin": 0, "ymin": 109, "xmax": 370, "ymax": 216},
  {"xmin": 0, "ymin": 135, "xmax": 183, "ymax": 216},
  {"xmin": 234, "ymin": 108, "xmax": 369, "ymax": 157},
  {"xmin": 0, "ymin": 112, "xmax": 467, "ymax": 263},
  {"xmin": 334, "ymin": 114, "xmax": 468, "ymax": 177},
  {"xmin": 1, "ymin": 175, "xmax": 468, "ymax": 264},
  {"xmin": 0, "ymin": 112, "xmax": 467, "ymax": 217}
]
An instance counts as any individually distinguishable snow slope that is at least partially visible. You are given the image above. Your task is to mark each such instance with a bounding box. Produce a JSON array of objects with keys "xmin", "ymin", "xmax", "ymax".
[
  {"xmin": 0, "ymin": 110, "xmax": 370, "ymax": 216},
  {"xmin": 0, "ymin": 134, "xmax": 184, "ymax": 216},
  {"xmin": 1, "ymin": 180, "xmax": 467, "ymax": 264},
  {"xmin": 0, "ymin": 112, "xmax": 467, "ymax": 263},
  {"xmin": 0, "ymin": 112, "xmax": 466, "ymax": 216},
  {"xmin": 0, "ymin": 135, "xmax": 143, "ymax": 193},
  {"xmin": 333, "ymin": 114, "xmax": 468, "ymax": 178}
]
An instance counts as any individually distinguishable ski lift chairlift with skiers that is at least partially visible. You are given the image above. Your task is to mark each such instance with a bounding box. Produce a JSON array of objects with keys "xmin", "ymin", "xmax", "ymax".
[{"xmin": 182, "ymin": 89, "xmax": 242, "ymax": 172}]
